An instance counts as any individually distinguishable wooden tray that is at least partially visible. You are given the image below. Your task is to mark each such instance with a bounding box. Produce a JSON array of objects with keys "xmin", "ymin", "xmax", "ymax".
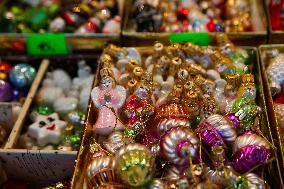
[
  {"xmin": 71, "ymin": 46, "xmax": 284, "ymax": 188},
  {"xmin": 258, "ymin": 44, "xmax": 284, "ymax": 182},
  {"xmin": 0, "ymin": 55, "xmax": 99, "ymax": 185}
]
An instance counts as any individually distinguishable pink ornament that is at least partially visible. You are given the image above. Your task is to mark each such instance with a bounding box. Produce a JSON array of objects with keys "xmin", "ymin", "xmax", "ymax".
[{"xmin": 91, "ymin": 76, "xmax": 126, "ymax": 135}]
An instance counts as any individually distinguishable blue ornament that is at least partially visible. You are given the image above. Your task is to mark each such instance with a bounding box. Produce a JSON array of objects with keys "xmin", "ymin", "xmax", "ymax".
[
  {"xmin": 215, "ymin": 23, "xmax": 224, "ymax": 32},
  {"xmin": 12, "ymin": 88, "xmax": 28, "ymax": 101},
  {"xmin": 192, "ymin": 19, "xmax": 202, "ymax": 31},
  {"xmin": 9, "ymin": 63, "xmax": 36, "ymax": 89}
]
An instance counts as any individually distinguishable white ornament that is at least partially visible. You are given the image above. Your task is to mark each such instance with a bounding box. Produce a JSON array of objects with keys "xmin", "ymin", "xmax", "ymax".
[
  {"xmin": 27, "ymin": 113, "xmax": 67, "ymax": 147},
  {"xmin": 53, "ymin": 97, "xmax": 78, "ymax": 115}
]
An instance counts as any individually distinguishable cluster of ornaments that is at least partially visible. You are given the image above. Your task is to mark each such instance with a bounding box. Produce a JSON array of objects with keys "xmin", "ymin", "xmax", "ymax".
[
  {"xmin": 265, "ymin": 48, "xmax": 284, "ymax": 150},
  {"xmin": 87, "ymin": 35, "xmax": 272, "ymax": 188},
  {"xmin": 0, "ymin": 0, "xmax": 120, "ymax": 33},
  {"xmin": 0, "ymin": 61, "xmax": 36, "ymax": 146},
  {"xmin": 19, "ymin": 60, "xmax": 94, "ymax": 151},
  {"xmin": 131, "ymin": 0, "xmax": 253, "ymax": 33},
  {"xmin": 0, "ymin": 61, "xmax": 36, "ymax": 102}
]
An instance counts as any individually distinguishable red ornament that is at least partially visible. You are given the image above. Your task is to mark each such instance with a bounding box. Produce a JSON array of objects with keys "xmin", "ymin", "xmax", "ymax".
[
  {"xmin": 275, "ymin": 92, "xmax": 284, "ymax": 104},
  {"xmin": 177, "ymin": 7, "xmax": 189, "ymax": 21},
  {"xmin": 0, "ymin": 62, "xmax": 12, "ymax": 73},
  {"xmin": 86, "ymin": 20, "xmax": 98, "ymax": 33},
  {"xmin": 269, "ymin": 0, "xmax": 283, "ymax": 30},
  {"xmin": 206, "ymin": 19, "xmax": 215, "ymax": 32}
]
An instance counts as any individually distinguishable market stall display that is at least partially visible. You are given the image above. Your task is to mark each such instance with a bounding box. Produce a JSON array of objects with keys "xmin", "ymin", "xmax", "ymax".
[
  {"xmin": 0, "ymin": 0, "xmax": 120, "ymax": 34},
  {"xmin": 122, "ymin": 0, "xmax": 267, "ymax": 46},
  {"xmin": 72, "ymin": 35, "xmax": 283, "ymax": 188}
]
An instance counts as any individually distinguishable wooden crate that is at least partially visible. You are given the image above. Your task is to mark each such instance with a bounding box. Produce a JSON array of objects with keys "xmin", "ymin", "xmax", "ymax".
[
  {"xmin": 71, "ymin": 46, "xmax": 284, "ymax": 188},
  {"xmin": 0, "ymin": 55, "xmax": 99, "ymax": 185},
  {"xmin": 258, "ymin": 44, "xmax": 284, "ymax": 182}
]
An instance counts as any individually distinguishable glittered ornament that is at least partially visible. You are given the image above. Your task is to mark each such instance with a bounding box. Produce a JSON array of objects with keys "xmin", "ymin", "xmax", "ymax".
[
  {"xmin": 195, "ymin": 114, "xmax": 237, "ymax": 152},
  {"xmin": 91, "ymin": 76, "xmax": 126, "ymax": 135},
  {"xmin": 160, "ymin": 126, "xmax": 199, "ymax": 165},
  {"xmin": 0, "ymin": 79, "xmax": 12, "ymax": 102},
  {"xmin": 116, "ymin": 143, "xmax": 155, "ymax": 187},
  {"xmin": 9, "ymin": 63, "xmax": 36, "ymax": 89},
  {"xmin": 266, "ymin": 49, "xmax": 284, "ymax": 96},
  {"xmin": 232, "ymin": 131, "xmax": 271, "ymax": 174}
]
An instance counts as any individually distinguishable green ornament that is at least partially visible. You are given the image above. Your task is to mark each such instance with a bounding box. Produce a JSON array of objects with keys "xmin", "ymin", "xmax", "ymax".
[
  {"xmin": 25, "ymin": 8, "xmax": 48, "ymax": 32},
  {"xmin": 17, "ymin": 23, "xmax": 33, "ymax": 33},
  {"xmin": 190, "ymin": 116, "xmax": 201, "ymax": 130},
  {"xmin": 11, "ymin": 6, "xmax": 24, "ymax": 22},
  {"xmin": 231, "ymin": 176, "xmax": 249, "ymax": 189},
  {"xmin": 124, "ymin": 128, "xmax": 138, "ymax": 138},
  {"xmin": 63, "ymin": 134, "xmax": 80, "ymax": 149},
  {"xmin": 0, "ymin": 17, "xmax": 16, "ymax": 32},
  {"xmin": 47, "ymin": 4, "xmax": 60, "ymax": 18},
  {"xmin": 116, "ymin": 144, "xmax": 154, "ymax": 187},
  {"xmin": 36, "ymin": 104, "xmax": 54, "ymax": 115}
]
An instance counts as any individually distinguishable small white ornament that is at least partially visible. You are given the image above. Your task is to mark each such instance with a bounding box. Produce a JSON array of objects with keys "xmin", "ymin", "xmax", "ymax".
[{"xmin": 27, "ymin": 113, "xmax": 67, "ymax": 147}]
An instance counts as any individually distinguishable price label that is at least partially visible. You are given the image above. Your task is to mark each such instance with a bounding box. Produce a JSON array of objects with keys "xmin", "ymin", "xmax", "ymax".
[
  {"xmin": 169, "ymin": 32, "xmax": 210, "ymax": 46},
  {"xmin": 27, "ymin": 33, "xmax": 68, "ymax": 55}
]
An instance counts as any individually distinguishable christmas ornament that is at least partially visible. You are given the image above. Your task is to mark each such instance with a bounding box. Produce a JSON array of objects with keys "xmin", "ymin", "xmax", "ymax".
[
  {"xmin": 160, "ymin": 126, "xmax": 199, "ymax": 165},
  {"xmin": 0, "ymin": 79, "xmax": 12, "ymax": 102},
  {"xmin": 9, "ymin": 63, "xmax": 36, "ymax": 89},
  {"xmin": 27, "ymin": 113, "xmax": 67, "ymax": 146},
  {"xmin": 232, "ymin": 131, "xmax": 271, "ymax": 173},
  {"xmin": 116, "ymin": 143, "xmax": 155, "ymax": 187},
  {"xmin": 266, "ymin": 49, "xmax": 284, "ymax": 96},
  {"xmin": 91, "ymin": 76, "xmax": 126, "ymax": 135},
  {"xmin": 87, "ymin": 156, "xmax": 117, "ymax": 188}
]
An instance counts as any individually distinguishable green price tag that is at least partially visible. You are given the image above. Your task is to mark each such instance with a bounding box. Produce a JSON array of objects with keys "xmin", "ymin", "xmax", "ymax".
[
  {"xmin": 169, "ymin": 32, "xmax": 210, "ymax": 46},
  {"xmin": 27, "ymin": 33, "xmax": 68, "ymax": 55}
]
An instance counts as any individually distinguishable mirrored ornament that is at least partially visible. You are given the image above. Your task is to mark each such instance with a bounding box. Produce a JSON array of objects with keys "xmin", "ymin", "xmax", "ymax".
[
  {"xmin": 9, "ymin": 63, "xmax": 36, "ymax": 89},
  {"xmin": 116, "ymin": 143, "xmax": 155, "ymax": 187}
]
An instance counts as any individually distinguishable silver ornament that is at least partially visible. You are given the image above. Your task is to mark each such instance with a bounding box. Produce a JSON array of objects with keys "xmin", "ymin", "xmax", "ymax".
[
  {"xmin": 206, "ymin": 114, "xmax": 237, "ymax": 144},
  {"xmin": 87, "ymin": 156, "xmax": 117, "ymax": 187},
  {"xmin": 160, "ymin": 126, "xmax": 199, "ymax": 165},
  {"xmin": 233, "ymin": 132, "xmax": 270, "ymax": 154},
  {"xmin": 266, "ymin": 49, "xmax": 284, "ymax": 96}
]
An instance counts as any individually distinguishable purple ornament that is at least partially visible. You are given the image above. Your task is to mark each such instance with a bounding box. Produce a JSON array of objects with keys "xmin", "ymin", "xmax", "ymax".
[
  {"xmin": 12, "ymin": 88, "xmax": 29, "ymax": 101},
  {"xmin": 232, "ymin": 131, "xmax": 271, "ymax": 174},
  {"xmin": 195, "ymin": 122, "xmax": 226, "ymax": 149},
  {"xmin": 195, "ymin": 114, "xmax": 237, "ymax": 151},
  {"xmin": 232, "ymin": 145, "xmax": 270, "ymax": 174},
  {"xmin": 226, "ymin": 113, "xmax": 240, "ymax": 128},
  {"xmin": 0, "ymin": 79, "xmax": 12, "ymax": 102},
  {"xmin": 215, "ymin": 23, "xmax": 224, "ymax": 32}
]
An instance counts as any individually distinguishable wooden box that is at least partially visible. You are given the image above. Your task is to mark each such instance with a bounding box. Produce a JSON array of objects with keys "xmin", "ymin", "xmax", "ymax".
[
  {"xmin": 71, "ymin": 46, "xmax": 284, "ymax": 188},
  {"xmin": 259, "ymin": 44, "xmax": 284, "ymax": 182},
  {"xmin": 0, "ymin": 54, "xmax": 100, "ymax": 185}
]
